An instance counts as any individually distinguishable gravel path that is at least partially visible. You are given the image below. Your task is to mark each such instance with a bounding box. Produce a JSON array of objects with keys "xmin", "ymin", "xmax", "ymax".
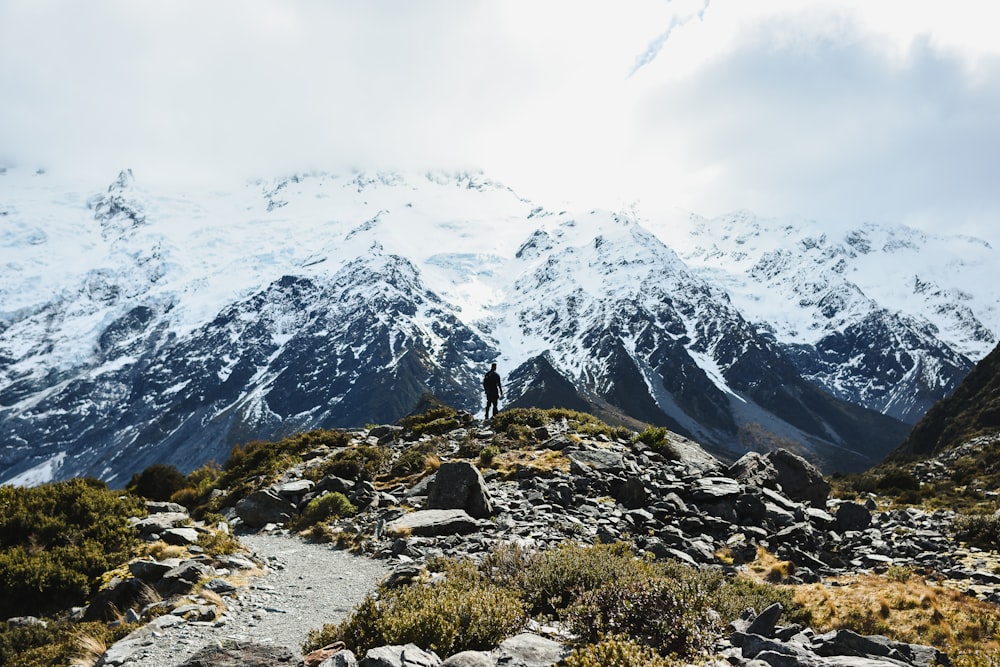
[{"xmin": 120, "ymin": 533, "xmax": 389, "ymax": 666}]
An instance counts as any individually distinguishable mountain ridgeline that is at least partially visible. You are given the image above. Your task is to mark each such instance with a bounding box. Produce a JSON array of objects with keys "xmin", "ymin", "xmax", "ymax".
[
  {"xmin": 888, "ymin": 340, "xmax": 1000, "ymax": 461},
  {"xmin": 0, "ymin": 168, "xmax": 996, "ymax": 484}
]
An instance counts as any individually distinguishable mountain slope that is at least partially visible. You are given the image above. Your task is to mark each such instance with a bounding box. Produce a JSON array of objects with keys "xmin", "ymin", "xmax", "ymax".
[
  {"xmin": 650, "ymin": 211, "xmax": 998, "ymax": 424},
  {"xmin": 1, "ymin": 167, "xmax": 995, "ymax": 482},
  {"xmin": 888, "ymin": 340, "xmax": 1000, "ymax": 461}
]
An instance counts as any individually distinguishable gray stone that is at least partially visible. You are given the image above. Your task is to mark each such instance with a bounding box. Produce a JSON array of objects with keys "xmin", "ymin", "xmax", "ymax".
[
  {"xmin": 145, "ymin": 501, "xmax": 188, "ymax": 514},
  {"xmin": 202, "ymin": 577, "xmax": 238, "ymax": 594},
  {"xmin": 277, "ymin": 479, "xmax": 316, "ymax": 497},
  {"xmin": 767, "ymin": 450, "xmax": 830, "ymax": 508},
  {"xmin": 320, "ymin": 650, "xmax": 359, "ymax": 667},
  {"xmin": 440, "ymin": 651, "xmax": 493, "ymax": 667},
  {"xmin": 611, "ymin": 475, "xmax": 647, "ymax": 509},
  {"xmin": 746, "ymin": 602, "xmax": 784, "ymax": 637},
  {"xmin": 161, "ymin": 527, "xmax": 200, "ymax": 545},
  {"xmin": 427, "ymin": 462, "xmax": 495, "ymax": 518},
  {"xmin": 235, "ymin": 489, "xmax": 297, "ymax": 528},
  {"xmin": 173, "ymin": 641, "xmax": 296, "ymax": 666},
  {"xmin": 495, "ymin": 633, "xmax": 568, "ymax": 667},
  {"xmin": 566, "ymin": 448, "xmax": 624, "ymax": 473},
  {"xmin": 385, "ymin": 509, "xmax": 485, "ymax": 537},
  {"xmin": 729, "ymin": 452, "xmax": 779, "ymax": 489},
  {"xmin": 359, "ymin": 643, "xmax": 441, "ymax": 667},
  {"xmin": 835, "ymin": 502, "xmax": 872, "ymax": 533},
  {"xmin": 157, "ymin": 561, "xmax": 214, "ymax": 596},
  {"xmin": 128, "ymin": 559, "xmax": 179, "ymax": 581},
  {"xmin": 692, "ymin": 476, "xmax": 742, "ymax": 499},
  {"xmin": 170, "ymin": 603, "xmax": 217, "ymax": 621},
  {"xmin": 131, "ymin": 512, "xmax": 190, "ymax": 536},
  {"xmin": 97, "ymin": 633, "xmax": 156, "ymax": 667}
]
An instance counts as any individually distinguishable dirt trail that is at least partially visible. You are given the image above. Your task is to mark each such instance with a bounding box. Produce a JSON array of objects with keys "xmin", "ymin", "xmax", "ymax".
[{"xmin": 119, "ymin": 533, "xmax": 389, "ymax": 666}]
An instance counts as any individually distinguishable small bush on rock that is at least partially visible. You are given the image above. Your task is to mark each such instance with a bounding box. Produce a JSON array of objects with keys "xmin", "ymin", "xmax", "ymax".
[
  {"xmin": 390, "ymin": 442, "xmax": 438, "ymax": 478},
  {"xmin": 558, "ymin": 635, "xmax": 674, "ymax": 667},
  {"xmin": 633, "ymin": 427, "xmax": 679, "ymax": 460},
  {"xmin": 293, "ymin": 492, "xmax": 358, "ymax": 531},
  {"xmin": 516, "ymin": 542, "xmax": 661, "ymax": 617},
  {"xmin": 399, "ymin": 406, "xmax": 461, "ymax": 437},
  {"xmin": 310, "ymin": 445, "xmax": 394, "ymax": 482},
  {"xmin": 126, "ymin": 463, "xmax": 189, "ymax": 502}
]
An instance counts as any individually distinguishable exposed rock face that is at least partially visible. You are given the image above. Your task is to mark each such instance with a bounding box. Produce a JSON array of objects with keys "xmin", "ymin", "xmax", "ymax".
[
  {"xmin": 235, "ymin": 489, "xmax": 298, "ymax": 529},
  {"xmin": 426, "ymin": 462, "xmax": 495, "ymax": 518}
]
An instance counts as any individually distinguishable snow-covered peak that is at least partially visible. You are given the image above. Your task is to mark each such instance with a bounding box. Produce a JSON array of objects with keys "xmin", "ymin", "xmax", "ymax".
[{"xmin": 648, "ymin": 209, "xmax": 1000, "ymax": 359}]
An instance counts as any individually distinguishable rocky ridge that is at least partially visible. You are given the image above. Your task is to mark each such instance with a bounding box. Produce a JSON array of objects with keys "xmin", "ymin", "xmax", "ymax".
[{"xmin": 84, "ymin": 413, "xmax": 996, "ymax": 666}]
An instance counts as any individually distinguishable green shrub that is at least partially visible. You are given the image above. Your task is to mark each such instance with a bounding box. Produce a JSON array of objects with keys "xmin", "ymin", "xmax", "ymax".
[
  {"xmin": 126, "ymin": 463, "xmax": 189, "ymax": 501},
  {"xmin": 307, "ymin": 445, "xmax": 394, "ymax": 483},
  {"xmin": 303, "ymin": 575, "xmax": 525, "ymax": 656},
  {"xmin": 491, "ymin": 408, "xmax": 549, "ymax": 430},
  {"xmin": 390, "ymin": 442, "xmax": 438, "ymax": 478},
  {"xmin": 292, "ymin": 492, "xmax": 358, "ymax": 530},
  {"xmin": 516, "ymin": 542, "xmax": 660, "ymax": 617},
  {"xmin": 704, "ymin": 571, "xmax": 810, "ymax": 627},
  {"xmin": 954, "ymin": 514, "xmax": 1000, "ymax": 550},
  {"xmin": 0, "ymin": 479, "xmax": 143, "ymax": 618},
  {"xmin": 220, "ymin": 430, "xmax": 352, "ymax": 500},
  {"xmin": 399, "ymin": 407, "xmax": 461, "ymax": 437},
  {"xmin": 479, "ymin": 445, "xmax": 500, "ymax": 468},
  {"xmin": 633, "ymin": 427, "xmax": 678, "ymax": 460},
  {"xmin": 558, "ymin": 635, "xmax": 674, "ymax": 667},
  {"xmin": 0, "ymin": 619, "xmax": 140, "ymax": 667},
  {"xmin": 564, "ymin": 576, "xmax": 721, "ymax": 656},
  {"xmin": 875, "ymin": 468, "xmax": 920, "ymax": 493}
]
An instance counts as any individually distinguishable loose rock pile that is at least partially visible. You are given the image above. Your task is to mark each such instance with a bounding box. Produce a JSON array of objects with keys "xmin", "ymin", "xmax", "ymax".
[{"xmin": 92, "ymin": 415, "xmax": 989, "ymax": 665}]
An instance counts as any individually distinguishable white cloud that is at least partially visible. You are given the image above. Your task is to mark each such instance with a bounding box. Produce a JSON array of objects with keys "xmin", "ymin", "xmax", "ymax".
[{"xmin": 1, "ymin": 0, "xmax": 998, "ymax": 241}]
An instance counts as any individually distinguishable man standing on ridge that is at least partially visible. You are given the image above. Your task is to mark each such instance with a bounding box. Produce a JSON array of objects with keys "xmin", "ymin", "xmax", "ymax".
[{"xmin": 483, "ymin": 362, "xmax": 503, "ymax": 420}]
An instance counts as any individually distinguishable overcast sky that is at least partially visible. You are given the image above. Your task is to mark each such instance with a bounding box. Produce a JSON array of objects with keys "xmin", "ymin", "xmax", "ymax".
[{"xmin": 2, "ymin": 0, "xmax": 998, "ymax": 239}]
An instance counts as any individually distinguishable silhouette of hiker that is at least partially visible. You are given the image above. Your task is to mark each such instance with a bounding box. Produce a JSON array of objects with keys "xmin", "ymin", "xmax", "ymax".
[{"xmin": 483, "ymin": 362, "xmax": 503, "ymax": 419}]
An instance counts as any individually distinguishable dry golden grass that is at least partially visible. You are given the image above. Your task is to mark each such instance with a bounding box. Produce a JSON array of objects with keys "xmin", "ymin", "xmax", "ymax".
[
  {"xmin": 747, "ymin": 548, "xmax": 798, "ymax": 584},
  {"xmin": 70, "ymin": 631, "xmax": 107, "ymax": 667},
  {"xmin": 493, "ymin": 449, "xmax": 570, "ymax": 477},
  {"xmin": 741, "ymin": 548, "xmax": 1000, "ymax": 657},
  {"xmin": 792, "ymin": 572, "xmax": 1000, "ymax": 654}
]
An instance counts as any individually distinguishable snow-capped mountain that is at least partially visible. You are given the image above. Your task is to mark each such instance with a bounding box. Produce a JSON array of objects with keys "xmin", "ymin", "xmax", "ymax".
[
  {"xmin": 1, "ymin": 167, "xmax": 996, "ymax": 484},
  {"xmin": 646, "ymin": 211, "xmax": 999, "ymax": 424}
]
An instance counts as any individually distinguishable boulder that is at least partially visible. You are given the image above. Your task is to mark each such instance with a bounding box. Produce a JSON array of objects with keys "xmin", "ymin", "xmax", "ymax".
[
  {"xmin": 128, "ymin": 559, "xmax": 179, "ymax": 582},
  {"xmin": 384, "ymin": 510, "xmax": 485, "ymax": 537},
  {"xmin": 157, "ymin": 560, "xmax": 214, "ymax": 597},
  {"xmin": 161, "ymin": 527, "xmax": 200, "ymax": 546},
  {"xmin": 319, "ymin": 650, "xmax": 358, "ymax": 667},
  {"xmin": 729, "ymin": 451, "xmax": 779, "ymax": 490},
  {"xmin": 835, "ymin": 502, "xmax": 872, "ymax": 533},
  {"xmin": 566, "ymin": 448, "xmax": 624, "ymax": 473},
  {"xmin": 427, "ymin": 462, "xmax": 495, "ymax": 518},
  {"xmin": 767, "ymin": 450, "xmax": 830, "ymax": 508},
  {"xmin": 358, "ymin": 643, "xmax": 441, "ymax": 667},
  {"xmin": 440, "ymin": 651, "xmax": 493, "ymax": 667},
  {"xmin": 495, "ymin": 633, "xmax": 568, "ymax": 667},
  {"xmin": 174, "ymin": 641, "xmax": 296, "ymax": 666},
  {"xmin": 131, "ymin": 512, "xmax": 190, "ymax": 537},
  {"xmin": 235, "ymin": 489, "xmax": 297, "ymax": 528},
  {"xmin": 277, "ymin": 479, "xmax": 316, "ymax": 498},
  {"xmin": 611, "ymin": 475, "xmax": 647, "ymax": 509}
]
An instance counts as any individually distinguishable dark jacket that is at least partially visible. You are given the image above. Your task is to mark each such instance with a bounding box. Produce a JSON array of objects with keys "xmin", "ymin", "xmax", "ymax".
[{"xmin": 483, "ymin": 370, "xmax": 502, "ymax": 397}]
